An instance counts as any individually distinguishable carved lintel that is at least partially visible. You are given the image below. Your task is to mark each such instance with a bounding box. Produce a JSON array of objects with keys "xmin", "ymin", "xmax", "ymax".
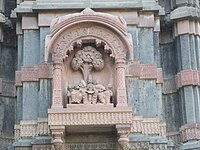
[
  {"xmin": 50, "ymin": 126, "xmax": 65, "ymax": 150},
  {"xmin": 116, "ymin": 125, "xmax": 131, "ymax": 150}
]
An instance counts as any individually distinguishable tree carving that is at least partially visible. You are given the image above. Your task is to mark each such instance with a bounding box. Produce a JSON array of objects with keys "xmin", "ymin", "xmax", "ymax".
[{"xmin": 71, "ymin": 46, "xmax": 104, "ymax": 81}]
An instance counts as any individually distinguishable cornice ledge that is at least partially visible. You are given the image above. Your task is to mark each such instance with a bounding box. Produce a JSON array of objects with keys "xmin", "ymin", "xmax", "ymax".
[
  {"xmin": 140, "ymin": 0, "xmax": 165, "ymax": 16},
  {"xmin": 10, "ymin": 1, "xmax": 34, "ymax": 18},
  {"xmin": 32, "ymin": 0, "xmax": 142, "ymax": 10},
  {"xmin": 170, "ymin": 6, "xmax": 200, "ymax": 20}
]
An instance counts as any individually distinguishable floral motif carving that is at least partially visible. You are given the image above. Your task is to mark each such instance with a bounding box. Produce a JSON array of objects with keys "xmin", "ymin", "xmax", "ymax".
[
  {"xmin": 52, "ymin": 24, "xmax": 126, "ymax": 62},
  {"xmin": 71, "ymin": 46, "xmax": 104, "ymax": 81}
]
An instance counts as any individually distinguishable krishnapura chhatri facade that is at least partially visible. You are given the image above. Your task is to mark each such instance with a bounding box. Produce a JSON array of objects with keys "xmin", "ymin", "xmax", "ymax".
[{"xmin": 0, "ymin": 0, "xmax": 200, "ymax": 150}]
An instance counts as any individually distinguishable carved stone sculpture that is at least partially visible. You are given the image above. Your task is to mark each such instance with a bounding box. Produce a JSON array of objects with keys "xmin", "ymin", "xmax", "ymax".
[
  {"xmin": 67, "ymin": 46, "xmax": 113, "ymax": 105},
  {"xmin": 67, "ymin": 79, "xmax": 112, "ymax": 105},
  {"xmin": 71, "ymin": 46, "xmax": 104, "ymax": 81}
]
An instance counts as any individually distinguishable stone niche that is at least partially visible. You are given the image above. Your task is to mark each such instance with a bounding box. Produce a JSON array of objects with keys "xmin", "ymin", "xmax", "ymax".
[
  {"xmin": 63, "ymin": 43, "xmax": 116, "ymax": 107},
  {"xmin": 46, "ymin": 8, "xmax": 133, "ymax": 150}
]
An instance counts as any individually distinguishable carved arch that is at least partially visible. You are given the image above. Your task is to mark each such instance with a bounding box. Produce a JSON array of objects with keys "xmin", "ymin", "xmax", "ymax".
[
  {"xmin": 46, "ymin": 8, "xmax": 133, "ymax": 108},
  {"xmin": 45, "ymin": 8, "xmax": 133, "ymax": 63}
]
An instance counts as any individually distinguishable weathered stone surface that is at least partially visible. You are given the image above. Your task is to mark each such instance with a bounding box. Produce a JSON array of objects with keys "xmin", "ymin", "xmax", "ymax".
[
  {"xmin": 23, "ymin": 30, "xmax": 40, "ymax": 66},
  {"xmin": 0, "ymin": 97, "xmax": 15, "ymax": 136},
  {"xmin": 38, "ymin": 80, "xmax": 52, "ymax": 118},
  {"xmin": 126, "ymin": 78, "xmax": 164, "ymax": 120},
  {"xmin": 138, "ymin": 28, "xmax": 155, "ymax": 64},
  {"xmin": 22, "ymin": 82, "xmax": 39, "ymax": 120}
]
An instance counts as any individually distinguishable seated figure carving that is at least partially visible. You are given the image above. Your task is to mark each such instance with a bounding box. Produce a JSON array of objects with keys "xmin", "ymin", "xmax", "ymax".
[
  {"xmin": 68, "ymin": 46, "xmax": 112, "ymax": 105},
  {"xmin": 67, "ymin": 79, "xmax": 112, "ymax": 105}
]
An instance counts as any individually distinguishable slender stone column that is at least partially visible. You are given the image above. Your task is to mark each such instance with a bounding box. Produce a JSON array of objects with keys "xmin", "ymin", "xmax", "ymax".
[
  {"xmin": 173, "ymin": 18, "xmax": 200, "ymax": 144},
  {"xmin": 116, "ymin": 59, "xmax": 128, "ymax": 106},
  {"xmin": 52, "ymin": 62, "xmax": 63, "ymax": 108}
]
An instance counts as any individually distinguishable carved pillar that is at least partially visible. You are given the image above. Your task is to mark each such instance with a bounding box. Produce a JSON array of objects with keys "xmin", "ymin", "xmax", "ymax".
[
  {"xmin": 52, "ymin": 62, "xmax": 63, "ymax": 108},
  {"xmin": 116, "ymin": 125, "xmax": 130, "ymax": 150},
  {"xmin": 116, "ymin": 59, "xmax": 128, "ymax": 106},
  {"xmin": 50, "ymin": 126, "xmax": 65, "ymax": 150}
]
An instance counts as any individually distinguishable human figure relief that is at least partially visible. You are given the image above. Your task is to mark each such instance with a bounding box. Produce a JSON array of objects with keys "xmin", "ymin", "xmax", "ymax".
[
  {"xmin": 67, "ymin": 80, "xmax": 87, "ymax": 104},
  {"xmin": 68, "ymin": 46, "xmax": 112, "ymax": 105}
]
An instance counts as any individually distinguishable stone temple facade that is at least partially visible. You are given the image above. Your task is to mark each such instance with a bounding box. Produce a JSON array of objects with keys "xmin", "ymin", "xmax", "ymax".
[{"xmin": 0, "ymin": 0, "xmax": 200, "ymax": 150}]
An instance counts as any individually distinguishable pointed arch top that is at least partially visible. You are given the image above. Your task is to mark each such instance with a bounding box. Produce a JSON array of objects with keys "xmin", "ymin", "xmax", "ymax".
[{"xmin": 45, "ymin": 8, "xmax": 133, "ymax": 63}]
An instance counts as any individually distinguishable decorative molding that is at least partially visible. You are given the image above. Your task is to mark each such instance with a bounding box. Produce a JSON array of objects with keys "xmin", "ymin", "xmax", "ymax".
[
  {"xmin": 127, "ymin": 63, "xmax": 163, "ymax": 84},
  {"xmin": 48, "ymin": 107, "xmax": 132, "ymax": 126},
  {"xmin": 0, "ymin": 136, "xmax": 14, "ymax": 149},
  {"xmin": 167, "ymin": 131, "xmax": 181, "ymax": 143},
  {"xmin": 32, "ymin": 145, "xmax": 52, "ymax": 149},
  {"xmin": 51, "ymin": 24, "xmax": 127, "ymax": 62},
  {"xmin": 14, "ymin": 125, "xmax": 21, "ymax": 141},
  {"xmin": 130, "ymin": 142, "xmax": 167, "ymax": 150},
  {"xmin": 163, "ymin": 69, "xmax": 200, "ymax": 94},
  {"xmin": 36, "ymin": 118, "xmax": 50, "ymax": 136},
  {"xmin": 15, "ymin": 119, "xmax": 50, "ymax": 139},
  {"xmin": 15, "ymin": 63, "xmax": 53, "ymax": 86},
  {"xmin": 131, "ymin": 116, "xmax": 166, "ymax": 136},
  {"xmin": 22, "ymin": 15, "xmax": 38, "ymax": 30},
  {"xmin": 15, "ymin": 147, "xmax": 32, "ymax": 150},
  {"xmin": 176, "ymin": 69, "xmax": 200, "ymax": 88},
  {"xmin": 46, "ymin": 8, "xmax": 133, "ymax": 63},
  {"xmin": 116, "ymin": 124, "xmax": 131, "ymax": 135},
  {"xmin": 20, "ymin": 120, "xmax": 37, "ymax": 137},
  {"xmin": 50, "ymin": 8, "xmax": 127, "ymax": 36},
  {"xmin": 130, "ymin": 142, "xmax": 149, "ymax": 149},
  {"xmin": 21, "ymin": 67, "xmax": 39, "ymax": 82},
  {"xmin": 180, "ymin": 123, "xmax": 200, "ymax": 142},
  {"xmin": 66, "ymin": 143, "xmax": 116, "ymax": 150},
  {"xmin": 0, "ymin": 78, "xmax": 15, "ymax": 97},
  {"xmin": 38, "ymin": 63, "xmax": 53, "ymax": 79},
  {"xmin": 174, "ymin": 19, "xmax": 200, "ymax": 37}
]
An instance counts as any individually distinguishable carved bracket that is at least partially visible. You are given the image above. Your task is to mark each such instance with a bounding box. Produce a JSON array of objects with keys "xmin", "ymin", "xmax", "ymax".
[
  {"xmin": 50, "ymin": 126, "xmax": 65, "ymax": 150},
  {"xmin": 116, "ymin": 124, "xmax": 131, "ymax": 150}
]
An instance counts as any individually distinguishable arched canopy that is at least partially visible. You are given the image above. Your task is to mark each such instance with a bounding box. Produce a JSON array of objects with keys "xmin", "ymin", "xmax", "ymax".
[{"xmin": 45, "ymin": 8, "xmax": 133, "ymax": 64}]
